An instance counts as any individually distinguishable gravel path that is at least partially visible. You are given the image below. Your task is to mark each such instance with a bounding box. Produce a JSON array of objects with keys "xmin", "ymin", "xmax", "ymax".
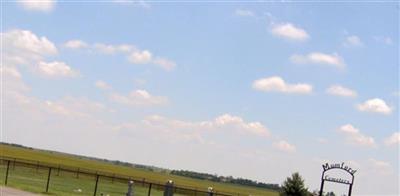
[{"xmin": 0, "ymin": 186, "xmax": 39, "ymax": 196}]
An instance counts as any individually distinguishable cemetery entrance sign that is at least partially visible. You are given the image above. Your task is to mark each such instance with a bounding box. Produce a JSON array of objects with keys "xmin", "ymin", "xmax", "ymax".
[{"xmin": 319, "ymin": 162, "xmax": 356, "ymax": 196}]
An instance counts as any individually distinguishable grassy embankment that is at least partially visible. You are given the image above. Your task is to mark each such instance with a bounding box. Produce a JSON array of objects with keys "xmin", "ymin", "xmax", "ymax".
[{"xmin": 0, "ymin": 144, "xmax": 279, "ymax": 196}]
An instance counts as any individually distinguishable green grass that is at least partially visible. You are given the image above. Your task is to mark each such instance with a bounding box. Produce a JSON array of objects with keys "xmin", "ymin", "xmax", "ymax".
[{"xmin": 0, "ymin": 144, "xmax": 279, "ymax": 196}]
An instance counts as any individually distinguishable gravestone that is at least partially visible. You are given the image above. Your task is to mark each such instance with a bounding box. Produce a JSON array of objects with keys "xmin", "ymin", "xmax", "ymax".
[
  {"xmin": 126, "ymin": 180, "xmax": 134, "ymax": 196},
  {"xmin": 207, "ymin": 187, "xmax": 214, "ymax": 196},
  {"xmin": 164, "ymin": 180, "xmax": 174, "ymax": 196}
]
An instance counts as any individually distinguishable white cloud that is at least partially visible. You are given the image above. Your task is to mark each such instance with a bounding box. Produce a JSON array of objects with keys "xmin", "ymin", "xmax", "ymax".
[
  {"xmin": 273, "ymin": 140, "xmax": 296, "ymax": 153},
  {"xmin": 343, "ymin": 35, "xmax": 363, "ymax": 47},
  {"xmin": 64, "ymin": 40, "xmax": 177, "ymax": 71},
  {"xmin": 357, "ymin": 98, "xmax": 392, "ymax": 115},
  {"xmin": 1, "ymin": 66, "xmax": 30, "ymax": 96},
  {"xmin": 139, "ymin": 113, "xmax": 270, "ymax": 138},
  {"xmin": 37, "ymin": 61, "xmax": 79, "ymax": 78},
  {"xmin": 3, "ymin": 29, "xmax": 57, "ymax": 67},
  {"xmin": 1, "ymin": 66, "xmax": 22, "ymax": 79},
  {"xmin": 214, "ymin": 114, "xmax": 270, "ymax": 137},
  {"xmin": 17, "ymin": 0, "xmax": 55, "ymax": 12},
  {"xmin": 110, "ymin": 89, "xmax": 168, "ymax": 106},
  {"xmin": 338, "ymin": 124, "xmax": 376, "ymax": 147},
  {"xmin": 271, "ymin": 23, "xmax": 309, "ymax": 41},
  {"xmin": 1, "ymin": 29, "xmax": 79, "ymax": 79},
  {"xmin": 128, "ymin": 50, "xmax": 153, "ymax": 64},
  {"xmin": 112, "ymin": 0, "xmax": 151, "ymax": 8},
  {"xmin": 93, "ymin": 43, "xmax": 134, "ymax": 54},
  {"xmin": 290, "ymin": 52, "xmax": 346, "ymax": 68},
  {"xmin": 252, "ymin": 76, "xmax": 312, "ymax": 94},
  {"xmin": 235, "ymin": 9, "xmax": 255, "ymax": 17},
  {"xmin": 64, "ymin": 40, "xmax": 88, "ymax": 49},
  {"xmin": 326, "ymin": 85, "xmax": 357, "ymax": 97},
  {"xmin": 384, "ymin": 132, "xmax": 400, "ymax": 146},
  {"xmin": 153, "ymin": 58, "xmax": 176, "ymax": 71},
  {"xmin": 95, "ymin": 80, "xmax": 112, "ymax": 90}
]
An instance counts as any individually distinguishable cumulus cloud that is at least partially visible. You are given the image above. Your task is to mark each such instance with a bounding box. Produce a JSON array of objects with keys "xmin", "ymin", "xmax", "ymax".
[
  {"xmin": 235, "ymin": 9, "xmax": 255, "ymax": 17},
  {"xmin": 343, "ymin": 35, "xmax": 363, "ymax": 47},
  {"xmin": 214, "ymin": 114, "xmax": 270, "ymax": 137},
  {"xmin": 128, "ymin": 50, "xmax": 153, "ymax": 64},
  {"xmin": 37, "ymin": 61, "xmax": 79, "ymax": 78},
  {"xmin": 252, "ymin": 76, "xmax": 312, "ymax": 94},
  {"xmin": 326, "ymin": 85, "xmax": 357, "ymax": 97},
  {"xmin": 357, "ymin": 98, "xmax": 392, "ymax": 115},
  {"xmin": 273, "ymin": 140, "xmax": 296, "ymax": 153},
  {"xmin": 110, "ymin": 89, "xmax": 168, "ymax": 107},
  {"xmin": 65, "ymin": 40, "xmax": 177, "ymax": 71},
  {"xmin": 290, "ymin": 52, "xmax": 346, "ymax": 68},
  {"xmin": 95, "ymin": 80, "xmax": 112, "ymax": 90},
  {"xmin": 64, "ymin": 40, "xmax": 88, "ymax": 49},
  {"xmin": 271, "ymin": 23, "xmax": 309, "ymax": 41},
  {"xmin": 3, "ymin": 29, "xmax": 57, "ymax": 67},
  {"xmin": 138, "ymin": 113, "xmax": 270, "ymax": 138},
  {"xmin": 338, "ymin": 124, "xmax": 376, "ymax": 147},
  {"xmin": 93, "ymin": 43, "xmax": 134, "ymax": 54},
  {"xmin": 17, "ymin": 0, "xmax": 55, "ymax": 12},
  {"xmin": 153, "ymin": 58, "xmax": 176, "ymax": 71},
  {"xmin": 1, "ymin": 29, "xmax": 79, "ymax": 79},
  {"xmin": 384, "ymin": 132, "xmax": 400, "ymax": 146}
]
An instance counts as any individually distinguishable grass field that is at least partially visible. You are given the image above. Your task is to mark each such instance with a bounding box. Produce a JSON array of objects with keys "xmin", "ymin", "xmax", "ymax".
[{"xmin": 0, "ymin": 144, "xmax": 279, "ymax": 196}]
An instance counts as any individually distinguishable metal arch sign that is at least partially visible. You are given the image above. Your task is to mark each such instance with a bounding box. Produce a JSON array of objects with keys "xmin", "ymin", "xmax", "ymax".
[{"xmin": 319, "ymin": 162, "xmax": 356, "ymax": 196}]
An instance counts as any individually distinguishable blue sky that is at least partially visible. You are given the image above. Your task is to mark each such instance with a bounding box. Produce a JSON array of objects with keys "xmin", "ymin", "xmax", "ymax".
[{"xmin": 2, "ymin": 1, "xmax": 399, "ymax": 195}]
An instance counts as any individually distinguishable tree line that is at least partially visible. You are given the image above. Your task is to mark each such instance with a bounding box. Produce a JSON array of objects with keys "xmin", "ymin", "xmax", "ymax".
[{"xmin": 170, "ymin": 170, "xmax": 281, "ymax": 191}]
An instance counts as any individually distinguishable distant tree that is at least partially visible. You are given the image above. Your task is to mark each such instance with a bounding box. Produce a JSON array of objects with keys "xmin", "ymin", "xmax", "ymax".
[{"xmin": 280, "ymin": 172, "xmax": 309, "ymax": 196}]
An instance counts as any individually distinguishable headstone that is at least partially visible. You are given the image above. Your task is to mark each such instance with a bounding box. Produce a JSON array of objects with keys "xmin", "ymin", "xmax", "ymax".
[
  {"xmin": 163, "ymin": 180, "xmax": 174, "ymax": 196},
  {"xmin": 126, "ymin": 180, "xmax": 134, "ymax": 196},
  {"xmin": 207, "ymin": 187, "xmax": 214, "ymax": 196}
]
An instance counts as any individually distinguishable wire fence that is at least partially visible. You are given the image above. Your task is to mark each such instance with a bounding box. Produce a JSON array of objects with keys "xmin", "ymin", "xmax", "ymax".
[{"xmin": 0, "ymin": 156, "xmax": 244, "ymax": 196}]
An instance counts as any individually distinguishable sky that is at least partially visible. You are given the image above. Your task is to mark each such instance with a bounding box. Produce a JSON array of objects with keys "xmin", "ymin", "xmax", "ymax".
[{"xmin": 1, "ymin": 1, "xmax": 399, "ymax": 195}]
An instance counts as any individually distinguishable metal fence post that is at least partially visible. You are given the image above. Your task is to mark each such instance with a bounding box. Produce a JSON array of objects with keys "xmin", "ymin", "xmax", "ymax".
[
  {"xmin": 57, "ymin": 165, "xmax": 60, "ymax": 176},
  {"xmin": 93, "ymin": 174, "xmax": 99, "ymax": 196},
  {"xmin": 76, "ymin": 168, "xmax": 80, "ymax": 179},
  {"xmin": 147, "ymin": 183, "xmax": 152, "ymax": 196},
  {"xmin": 5, "ymin": 160, "xmax": 10, "ymax": 185},
  {"xmin": 46, "ymin": 167, "xmax": 52, "ymax": 192}
]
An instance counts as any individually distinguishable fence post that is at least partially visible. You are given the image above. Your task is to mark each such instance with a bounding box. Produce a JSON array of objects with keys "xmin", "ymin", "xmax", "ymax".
[
  {"xmin": 36, "ymin": 161, "xmax": 39, "ymax": 173},
  {"xmin": 46, "ymin": 167, "xmax": 52, "ymax": 192},
  {"xmin": 111, "ymin": 174, "xmax": 114, "ymax": 184},
  {"xmin": 147, "ymin": 183, "xmax": 152, "ymax": 196},
  {"xmin": 57, "ymin": 165, "xmax": 60, "ymax": 176},
  {"xmin": 93, "ymin": 174, "xmax": 99, "ymax": 196},
  {"xmin": 76, "ymin": 168, "xmax": 80, "ymax": 179},
  {"xmin": 5, "ymin": 160, "xmax": 10, "ymax": 185}
]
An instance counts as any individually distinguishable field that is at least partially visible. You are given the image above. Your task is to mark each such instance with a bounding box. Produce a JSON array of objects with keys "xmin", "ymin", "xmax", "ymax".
[{"xmin": 0, "ymin": 144, "xmax": 279, "ymax": 196}]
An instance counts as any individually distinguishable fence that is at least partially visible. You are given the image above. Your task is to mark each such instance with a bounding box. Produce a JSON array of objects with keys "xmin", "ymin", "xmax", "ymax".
[{"xmin": 0, "ymin": 157, "xmax": 242, "ymax": 196}]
